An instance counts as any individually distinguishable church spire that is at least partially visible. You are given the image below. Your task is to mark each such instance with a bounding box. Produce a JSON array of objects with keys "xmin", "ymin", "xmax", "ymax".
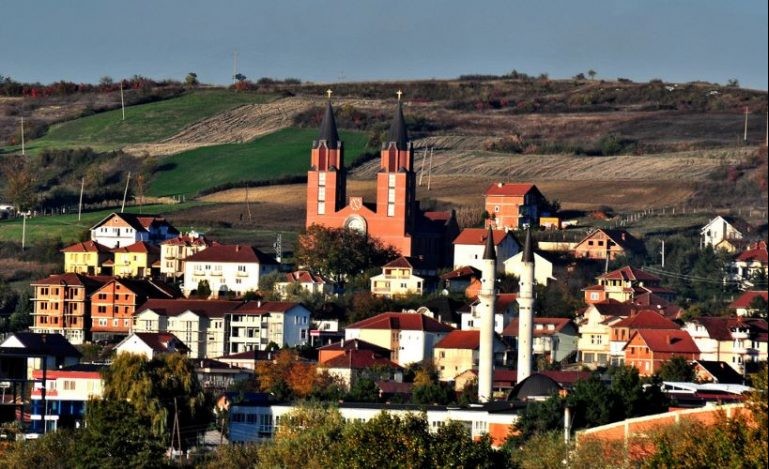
[
  {"xmin": 386, "ymin": 96, "xmax": 409, "ymax": 151},
  {"xmin": 318, "ymin": 99, "xmax": 340, "ymax": 149}
]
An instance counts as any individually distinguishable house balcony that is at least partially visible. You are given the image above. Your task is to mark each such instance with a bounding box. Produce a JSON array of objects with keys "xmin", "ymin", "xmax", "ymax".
[
  {"xmin": 731, "ymin": 330, "xmax": 749, "ymax": 340},
  {"xmin": 210, "ymin": 271, "xmax": 223, "ymax": 276},
  {"xmin": 237, "ymin": 271, "xmax": 249, "ymax": 277},
  {"xmin": 733, "ymin": 346, "xmax": 748, "ymax": 356}
]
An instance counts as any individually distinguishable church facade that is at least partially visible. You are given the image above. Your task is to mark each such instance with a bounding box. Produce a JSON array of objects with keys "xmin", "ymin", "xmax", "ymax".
[{"xmin": 305, "ymin": 96, "xmax": 458, "ymax": 268}]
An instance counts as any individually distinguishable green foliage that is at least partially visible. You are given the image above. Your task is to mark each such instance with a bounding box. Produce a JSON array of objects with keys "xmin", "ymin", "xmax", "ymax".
[
  {"xmin": 0, "ymin": 428, "xmax": 80, "ymax": 469},
  {"xmin": 346, "ymin": 377, "xmax": 380, "ymax": 402},
  {"xmin": 184, "ymin": 72, "xmax": 199, "ymax": 87},
  {"xmin": 657, "ymin": 356, "xmax": 695, "ymax": 382},
  {"xmin": 195, "ymin": 279, "xmax": 212, "ymax": 299},
  {"xmin": 78, "ymin": 399, "xmax": 166, "ymax": 468},
  {"xmin": 146, "ymin": 127, "xmax": 368, "ymax": 197},
  {"xmin": 23, "ymin": 89, "xmax": 273, "ymax": 153},
  {"xmin": 511, "ymin": 395, "xmax": 565, "ymax": 443},
  {"xmin": 412, "ymin": 380, "xmax": 455, "ymax": 405},
  {"xmin": 100, "ymin": 352, "xmax": 208, "ymax": 447},
  {"xmin": 296, "ymin": 224, "xmax": 399, "ymax": 283}
]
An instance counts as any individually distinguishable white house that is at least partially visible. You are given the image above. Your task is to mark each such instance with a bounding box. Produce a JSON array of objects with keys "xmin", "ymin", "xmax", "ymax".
[
  {"xmin": 700, "ymin": 216, "xmax": 746, "ymax": 250},
  {"xmin": 114, "ymin": 332, "xmax": 190, "ymax": 360},
  {"xmin": 274, "ymin": 270, "xmax": 333, "ymax": 299},
  {"xmin": 90, "ymin": 212, "xmax": 179, "ymax": 249},
  {"xmin": 344, "ymin": 312, "xmax": 454, "ymax": 366},
  {"xmin": 30, "ymin": 364, "xmax": 105, "ymax": 433},
  {"xmin": 460, "ymin": 293, "xmax": 518, "ymax": 334},
  {"xmin": 183, "ymin": 244, "xmax": 279, "ymax": 298},
  {"xmin": 453, "ymin": 228, "xmax": 520, "ymax": 273},
  {"xmin": 132, "ymin": 299, "xmax": 241, "ymax": 359},
  {"xmin": 504, "ymin": 251, "xmax": 554, "ymax": 286},
  {"xmin": 729, "ymin": 241, "xmax": 768, "ymax": 289},
  {"xmin": 370, "ymin": 256, "xmax": 429, "ymax": 298},
  {"xmin": 227, "ymin": 301, "xmax": 312, "ymax": 353}
]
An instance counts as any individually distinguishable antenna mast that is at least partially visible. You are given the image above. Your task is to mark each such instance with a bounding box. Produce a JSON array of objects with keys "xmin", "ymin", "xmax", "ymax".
[
  {"xmin": 233, "ymin": 49, "xmax": 238, "ymax": 83},
  {"xmin": 744, "ymin": 106, "xmax": 749, "ymax": 142},
  {"xmin": 78, "ymin": 177, "xmax": 85, "ymax": 221},
  {"xmin": 120, "ymin": 81, "xmax": 126, "ymax": 121},
  {"xmin": 20, "ymin": 116, "xmax": 25, "ymax": 156}
]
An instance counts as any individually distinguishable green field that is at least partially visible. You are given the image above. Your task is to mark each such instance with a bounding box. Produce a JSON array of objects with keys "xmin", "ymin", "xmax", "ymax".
[
  {"xmin": 10, "ymin": 89, "xmax": 275, "ymax": 154},
  {"xmin": 0, "ymin": 203, "xmax": 202, "ymax": 245},
  {"xmin": 147, "ymin": 127, "xmax": 370, "ymax": 197}
]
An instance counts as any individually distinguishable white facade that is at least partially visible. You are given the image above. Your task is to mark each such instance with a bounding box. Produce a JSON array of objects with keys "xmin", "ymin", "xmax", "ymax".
[
  {"xmin": 183, "ymin": 260, "xmax": 277, "ymax": 297},
  {"xmin": 504, "ymin": 251, "xmax": 554, "ymax": 286},
  {"xmin": 701, "ymin": 216, "xmax": 743, "ymax": 248},
  {"xmin": 91, "ymin": 225, "xmax": 149, "ymax": 249},
  {"xmin": 370, "ymin": 271, "xmax": 425, "ymax": 298},
  {"xmin": 115, "ymin": 333, "xmax": 161, "ymax": 360},
  {"xmin": 227, "ymin": 305, "xmax": 311, "ymax": 353},
  {"xmin": 461, "ymin": 309, "xmax": 511, "ymax": 335},
  {"xmin": 454, "ymin": 236, "xmax": 519, "ymax": 273}
]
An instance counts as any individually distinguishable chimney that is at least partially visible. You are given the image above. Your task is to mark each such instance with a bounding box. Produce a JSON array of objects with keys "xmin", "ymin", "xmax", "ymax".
[
  {"xmin": 235, "ymin": 245, "xmax": 241, "ymax": 252},
  {"xmin": 257, "ymin": 299, "xmax": 262, "ymax": 308},
  {"xmin": 341, "ymin": 339, "xmax": 345, "ymax": 348},
  {"xmin": 667, "ymin": 335, "xmax": 673, "ymax": 345},
  {"xmin": 497, "ymin": 182, "xmax": 503, "ymax": 188}
]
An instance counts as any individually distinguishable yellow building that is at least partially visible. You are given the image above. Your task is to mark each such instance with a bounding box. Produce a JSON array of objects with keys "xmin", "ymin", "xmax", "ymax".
[
  {"xmin": 112, "ymin": 241, "xmax": 160, "ymax": 278},
  {"xmin": 370, "ymin": 256, "xmax": 429, "ymax": 298},
  {"xmin": 576, "ymin": 302, "xmax": 632, "ymax": 368},
  {"xmin": 61, "ymin": 240, "xmax": 111, "ymax": 275}
]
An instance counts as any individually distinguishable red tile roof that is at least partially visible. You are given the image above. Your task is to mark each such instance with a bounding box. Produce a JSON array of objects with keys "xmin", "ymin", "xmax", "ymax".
[
  {"xmin": 453, "ymin": 228, "xmax": 515, "ymax": 246},
  {"xmin": 284, "ymin": 270, "xmax": 328, "ymax": 284},
  {"xmin": 31, "ymin": 273, "xmax": 112, "ymax": 291},
  {"xmin": 496, "ymin": 293, "xmax": 519, "ymax": 311},
  {"xmin": 628, "ymin": 329, "xmax": 699, "ymax": 354},
  {"xmin": 503, "ymin": 317, "xmax": 575, "ymax": 337},
  {"xmin": 423, "ymin": 211, "xmax": 453, "ymax": 222},
  {"xmin": 322, "ymin": 350, "xmax": 401, "ymax": 370},
  {"xmin": 90, "ymin": 212, "xmax": 177, "ymax": 234},
  {"xmin": 161, "ymin": 233, "xmax": 213, "ymax": 247},
  {"xmin": 484, "ymin": 182, "xmax": 537, "ymax": 197},
  {"xmin": 136, "ymin": 298, "xmax": 242, "ymax": 318},
  {"xmin": 383, "ymin": 256, "xmax": 425, "ymax": 270},
  {"xmin": 132, "ymin": 332, "xmax": 189, "ymax": 354},
  {"xmin": 729, "ymin": 290, "xmax": 768, "ymax": 309},
  {"xmin": 691, "ymin": 317, "xmax": 768, "ymax": 342},
  {"xmin": 736, "ymin": 241, "xmax": 768, "ymax": 263},
  {"xmin": 440, "ymin": 265, "xmax": 481, "ymax": 280},
  {"xmin": 185, "ymin": 244, "xmax": 277, "ymax": 264},
  {"xmin": 112, "ymin": 241, "xmax": 160, "ymax": 255},
  {"xmin": 318, "ymin": 339, "xmax": 390, "ymax": 357},
  {"xmin": 60, "ymin": 240, "xmax": 111, "ymax": 253},
  {"xmin": 346, "ymin": 312, "xmax": 455, "ymax": 333},
  {"xmin": 612, "ymin": 310, "xmax": 679, "ymax": 329},
  {"xmin": 599, "ymin": 266, "xmax": 661, "ymax": 282},
  {"xmin": 435, "ymin": 330, "xmax": 481, "ymax": 349},
  {"xmin": 234, "ymin": 301, "xmax": 302, "ymax": 314}
]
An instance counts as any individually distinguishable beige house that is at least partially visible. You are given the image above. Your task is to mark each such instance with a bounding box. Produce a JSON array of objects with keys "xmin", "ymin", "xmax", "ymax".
[
  {"xmin": 275, "ymin": 270, "xmax": 333, "ymax": 299},
  {"xmin": 682, "ymin": 317, "xmax": 768, "ymax": 374},
  {"xmin": 370, "ymin": 256, "xmax": 429, "ymax": 298},
  {"xmin": 576, "ymin": 302, "xmax": 632, "ymax": 367},
  {"xmin": 61, "ymin": 240, "xmax": 111, "ymax": 275},
  {"xmin": 433, "ymin": 330, "xmax": 506, "ymax": 381},
  {"xmin": 160, "ymin": 231, "xmax": 212, "ymax": 280}
]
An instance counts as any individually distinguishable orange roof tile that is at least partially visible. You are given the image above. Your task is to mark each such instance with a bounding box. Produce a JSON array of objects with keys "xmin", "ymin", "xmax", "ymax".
[
  {"xmin": 346, "ymin": 312, "xmax": 454, "ymax": 333},
  {"xmin": 729, "ymin": 290, "xmax": 768, "ymax": 309},
  {"xmin": 185, "ymin": 244, "xmax": 277, "ymax": 264},
  {"xmin": 612, "ymin": 310, "xmax": 679, "ymax": 329},
  {"xmin": 627, "ymin": 329, "xmax": 699, "ymax": 354},
  {"xmin": 484, "ymin": 182, "xmax": 537, "ymax": 197},
  {"xmin": 435, "ymin": 330, "xmax": 481, "ymax": 349},
  {"xmin": 60, "ymin": 240, "xmax": 111, "ymax": 253}
]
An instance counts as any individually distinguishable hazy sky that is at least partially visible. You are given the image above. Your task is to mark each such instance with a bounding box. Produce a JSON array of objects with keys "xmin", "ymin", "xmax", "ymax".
[{"xmin": 2, "ymin": 0, "xmax": 767, "ymax": 89}]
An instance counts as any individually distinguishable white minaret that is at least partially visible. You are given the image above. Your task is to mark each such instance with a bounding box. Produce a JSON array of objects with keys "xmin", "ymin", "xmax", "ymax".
[
  {"xmin": 478, "ymin": 226, "xmax": 497, "ymax": 403},
  {"xmin": 517, "ymin": 227, "xmax": 535, "ymax": 382}
]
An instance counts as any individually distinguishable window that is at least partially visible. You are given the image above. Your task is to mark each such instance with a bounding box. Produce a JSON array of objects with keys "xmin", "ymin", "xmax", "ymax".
[
  {"xmin": 590, "ymin": 292, "xmax": 599, "ymax": 301},
  {"xmin": 63, "ymin": 380, "xmax": 76, "ymax": 391},
  {"xmin": 494, "ymin": 205, "xmax": 500, "ymax": 213}
]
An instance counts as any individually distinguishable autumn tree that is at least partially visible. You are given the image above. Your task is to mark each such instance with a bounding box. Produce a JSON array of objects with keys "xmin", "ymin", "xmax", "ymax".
[
  {"xmin": 296, "ymin": 224, "xmax": 399, "ymax": 284},
  {"xmin": 1, "ymin": 157, "xmax": 36, "ymax": 211}
]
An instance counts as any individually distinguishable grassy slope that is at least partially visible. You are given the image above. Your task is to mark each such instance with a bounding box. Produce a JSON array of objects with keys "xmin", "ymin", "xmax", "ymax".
[
  {"xmin": 0, "ymin": 203, "xmax": 202, "ymax": 245},
  {"xmin": 17, "ymin": 89, "xmax": 274, "ymax": 154},
  {"xmin": 146, "ymin": 128, "xmax": 369, "ymax": 197}
]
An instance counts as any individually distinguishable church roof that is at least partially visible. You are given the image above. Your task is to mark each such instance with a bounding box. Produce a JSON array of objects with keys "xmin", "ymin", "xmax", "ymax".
[
  {"xmin": 318, "ymin": 100, "xmax": 340, "ymax": 149},
  {"xmin": 386, "ymin": 101, "xmax": 409, "ymax": 150}
]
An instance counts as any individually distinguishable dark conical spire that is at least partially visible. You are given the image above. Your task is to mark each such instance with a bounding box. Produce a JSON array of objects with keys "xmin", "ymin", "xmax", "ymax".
[
  {"xmin": 386, "ymin": 100, "xmax": 409, "ymax": 150},
  {"xmin": 483, "ymin": 226, "xmax": 497, "ymax": 260},
  {"xmin": 522, "ymin": 227, "xmax": 534, "ymax": 263},
  {"xmin": 318, "ymin": 100, "xmax": 340, "ymax": 149}
]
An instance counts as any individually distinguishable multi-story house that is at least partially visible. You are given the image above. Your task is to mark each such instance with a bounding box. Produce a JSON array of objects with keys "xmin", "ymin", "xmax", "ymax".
[
  {"xmin": 159, "ymin": 231, "xmax": 213, "ymax": 280},
  {"xmin": 183, "ymin": 244, "xmax": 279, "ymax": 298},
  {"xmin": 115, "ymin": 332, "xmax": 190, "ymax": 360},
  {"xmin": 90, "ymin": 278, "xmax": 177, "ymax": 342},
  {"xmin": 483, "ymin": 182, "xmax": 546, "ymax": 230},
  {"xmin": 729, "ymin": 290, "xmax": 768, "ymax": 317},
  {"xmin": 503, "ymin": 317, "xmax": 579, "ymax": 364},
  {"xmin": 112, "ymin": 241, "xmax": 160, "ymax": 278},
  {"xmin": 623, "ymin": 329, "xmax": 699, "ymax": 376},
  {"xmin": 321, "ymin": 349, "xmax": 403, "ymax": 391},
  {"xmin": 61, "ymin": 240, "xmax": 111, "ymax": 275},
  {"xmin": 228, "ymin": 301, "xmax": 311, "ymax": 353},
  {"xmin": 700, "ymin": 215, "xmax": 750, "ymax": 252},
  {"xmin": 608, "ymin": 310, "xmax": 680, "ymax": 366},
  {"xmin": 453, "ymin": 228, "xmax": 521, "ymax": 273},
  {"xmin": 682, "ymin": 317, "xmax": 768, "ymax": 374},
  {"xmin": 433, "ymin": 330, "xmax": 506, "ymax": 381},
  {"xmin": 583, "ymin": 266, "xmax": 674, "ymax": 305},
  {"xmin": 370, "ymin": 256, "xmax": 434, "ymax": 298},
  {"xmin": 573, "ymin": 229, "xmax": 644, "ymax": 261},
  {"xmin": 30, "ymin": 273, "xmax": 111, "ymax": 345},
  {"xmin": 30, "ymin": 363, "xmax": 105, "ymax": 433},
  {"xmin": 274, "ymin": 270, "xmax": 333, "ymax": 299},
  {"xmin": 133, "ymin": 299, "xmax": 241, "ymax": 359},
  {"xmin": 576, "ymin": 301, "xmax": 633, "ymax": 367},
  {"xmin": 504, "ymin": 250, "xmax": 554, "ymax": 286},
  {"xmin": 90, "ymin": 212, "xmax": 179, "ymax": 249},
  {"xmin": 729, "ymin": 241, "xmax": 768, "ymax": 289},
  {"xmin": 460, "ymin": 293, "xmax": 518, "ymax": 334},
  {"xmin": 345, "ymin": 312, "xmax": 454, "ymax": 366}
]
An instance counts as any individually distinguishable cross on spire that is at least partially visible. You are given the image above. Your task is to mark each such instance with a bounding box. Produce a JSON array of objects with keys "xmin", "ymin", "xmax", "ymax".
[
  {"xmin": 326, "ymin": 89, "xmax": 333, "ymax": 99},
  {"xmin": 396, "ymin": 89, "xmax": 403, "ymax": 101}
]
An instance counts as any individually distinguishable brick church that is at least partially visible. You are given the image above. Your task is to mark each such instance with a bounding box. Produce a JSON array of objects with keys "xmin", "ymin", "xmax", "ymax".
[{"xmin": 305, "ymin": 95, "xmax": 458, "ymax": 268}]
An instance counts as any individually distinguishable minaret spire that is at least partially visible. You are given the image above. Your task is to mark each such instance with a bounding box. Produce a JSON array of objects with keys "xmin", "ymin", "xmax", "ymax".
[
  {"xmin": 478, "ymin": 225, "xmax": 497, "ymax": 403},
  {"xmin": 517, "ymin": 227, "xmax": 535, "ymax": 382}
]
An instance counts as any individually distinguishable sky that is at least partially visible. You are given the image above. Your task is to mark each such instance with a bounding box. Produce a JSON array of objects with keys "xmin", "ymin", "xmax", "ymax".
[{"xmin": 2, "ymin": 0, "xmax": 767, "ymax": 90}]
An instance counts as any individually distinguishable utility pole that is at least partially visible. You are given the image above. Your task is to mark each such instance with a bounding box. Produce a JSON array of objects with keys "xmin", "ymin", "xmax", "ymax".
[
  {"xmin": 744, "ymin": 106, "xmax": 749, "ymax": 142},
  {"xmin": 20, "ymin": 116, "xmax": 25, "ymax": 156},
  {"xmin": 21, "ymin": 213, "xmax": 27, "ymax": 250},
  {"xmin": 233, "ymin": 49, "xmax": 238, "ymax": 82},
  {"xmin": 274, "ymin": 233, "xmax": 282, "ymax": 263},
  {"xmin": 245, "ymin": 183, "xmax": 252, "ymax": 222},
  {"xmin": 120, "ymin": 82, "xmax": 126, "ymax": 121},
  {"xmin": 41, "ymin": 334, "xmax": 48, "ymax": 434},
  {"xmin": 78, "ymin": 177, "xmax": 85, "ymax": 221},
  {"xmin": 661, "ymin": 240, "xmax": 665, "ymax": 267},
  {"xmin": 427, "ymin": 147, "xmax": 434, "ymax": 191},
  {"xmin": 121, "ymin": 172, "xmax": 131, "ymax": 213},
  {"xmin": 418, "ymin": 147, "xmax": 427, "ymax": 187}
]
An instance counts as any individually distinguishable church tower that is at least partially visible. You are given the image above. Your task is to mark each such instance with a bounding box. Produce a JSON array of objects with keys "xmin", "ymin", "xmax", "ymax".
[
  {"xmin": 478, "ymin": 225, "xmax": 497, "ymax": 403},
  {"xmin": 306, "ymin": 97, "xmax": 346, "ymax": 228},
  {"xmin": 375, "ymin": 94, "xmax": 417, "ymax": 252}
]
